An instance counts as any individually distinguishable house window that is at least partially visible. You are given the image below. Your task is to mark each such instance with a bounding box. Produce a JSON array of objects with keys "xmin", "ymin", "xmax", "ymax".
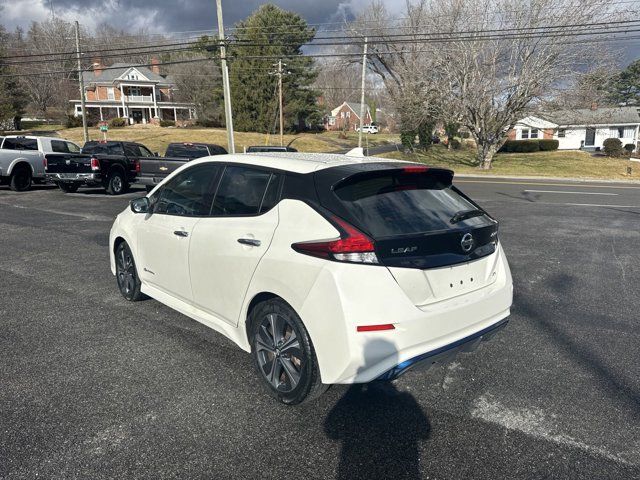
[
  {"xmin": 107, "ymin": 87, "xmax": 115, "ymax": 100},
  {"xmin": 129, "ymin": 86, "xmax": 141, "ymax": 97},
  {"xmin": 610, "ymin": 127, "xmax": 624, "ymax": 138},
  {"xmin": 558, "ymin": 128, "xmax": 566, "ymax": 138},
  {"xmin": 530, "ymin": 129, "xmax": 539, "ymax": 139},
  {"xmin": 346, "ymin": 111, "xmax": 351, "ymax": 118},
  {"xmin": 521, "ymin": 128, "xmax": 538, "ymax": 139}
]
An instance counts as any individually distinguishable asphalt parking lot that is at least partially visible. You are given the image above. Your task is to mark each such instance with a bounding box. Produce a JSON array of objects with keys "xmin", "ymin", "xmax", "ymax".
[{"xmin": 1, "ymin": 177, "xmax": 639, "ymax": 479}]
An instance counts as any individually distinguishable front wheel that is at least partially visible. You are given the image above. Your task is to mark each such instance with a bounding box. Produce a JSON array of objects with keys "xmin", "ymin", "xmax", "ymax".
[
  {"xmin": 57, "ymin": 182, "xmax": 79, "ymax": 193},
  {"xmin": 115, "ymin": 241, "xmax": 145, "ymax": 301},
  {"xmin": 250, "ymin": 298, "xmax": 327, "ymax": 405},
  {"xmin": 9, "ymin": 166, "xmax": 32, "ymax": 192},
  {"xmin": 106, "ymin": 171, "xmax": 128, "ymax": 195}
]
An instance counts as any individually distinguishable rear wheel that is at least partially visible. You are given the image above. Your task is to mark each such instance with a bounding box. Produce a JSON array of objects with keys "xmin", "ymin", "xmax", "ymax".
[
  {"xmin": 57, "ymin": 182, "xmax": 79, "ymax": 193},
  {"xmin": 249, "ymin": 298, "xmax": 327, "ymax": 405},
  {"xmin": 115, "ymin": 241, "xmax": 145, "ymax": 301},
  {"xmin": 9, "ymin": 166, "xmax": 32, "ymax": 192},
  {"xmin": 106, "ymin": 170, "xmax": 127, "ymax": 195}
]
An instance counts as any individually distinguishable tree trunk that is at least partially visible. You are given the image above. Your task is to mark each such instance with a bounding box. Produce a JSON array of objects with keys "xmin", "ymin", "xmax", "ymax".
[{"xmin": 476, "ymin": 142, "xmax": 498, "ymax": 169}]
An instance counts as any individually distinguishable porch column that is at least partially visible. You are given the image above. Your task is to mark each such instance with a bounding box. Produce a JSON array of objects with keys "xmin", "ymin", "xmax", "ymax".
[
  {"xmin": 152, "ymin": 85, "xmax": 158, "ymax": 119},
  {"xmin": 188, "ymin": 108, "xmax": 193, "ymax": 120},
  {"xmin": 99, "ymin": 107, "xmax": 104, "ymax": 121},
  {"xmin": 120, "ymin": 85, "xmax": 126, "ymax": 119},
  {"xmin": 173, "ymin": 107, "xmax": 177, "ymax": 121}
]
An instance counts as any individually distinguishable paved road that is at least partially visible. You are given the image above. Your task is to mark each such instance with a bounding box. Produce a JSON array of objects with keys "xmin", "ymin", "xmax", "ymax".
[{"xmin": 1, "ymin": 179, "xmax": 639, "ymax": 479}]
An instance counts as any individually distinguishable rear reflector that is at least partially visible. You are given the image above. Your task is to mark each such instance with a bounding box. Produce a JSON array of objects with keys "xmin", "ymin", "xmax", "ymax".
[
  {"xmin": 135, "ymin": 159, "xmax": 141, "ymax": 173},
  {"xmin": 357, "ymin": 324, "xmax": 395, "ymax": 332}
]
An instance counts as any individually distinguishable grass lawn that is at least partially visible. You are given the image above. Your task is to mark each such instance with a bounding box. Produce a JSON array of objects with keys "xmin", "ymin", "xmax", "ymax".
[
  {"xmin": 21, "ymin": 124, "xmax": 398, "ymax": 155},
  {"xmin": 380, "ymin": 145, "xmax": 640, "ymax": 181}
]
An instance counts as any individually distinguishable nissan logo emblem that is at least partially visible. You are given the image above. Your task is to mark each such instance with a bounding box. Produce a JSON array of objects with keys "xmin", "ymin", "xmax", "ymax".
[{"xmin": 460, "ymin": 233, "xmax": 474, "ymax": 253}]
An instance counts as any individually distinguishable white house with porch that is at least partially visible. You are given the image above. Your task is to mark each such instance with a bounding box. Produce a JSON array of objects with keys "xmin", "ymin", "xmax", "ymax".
[
  {"xmin": 511, "ymin": 106, "xmax": 640, "ymax": 151},
  {"xmin": 70, "ymin": 59, "xmax": 196, "ymax": 125}
]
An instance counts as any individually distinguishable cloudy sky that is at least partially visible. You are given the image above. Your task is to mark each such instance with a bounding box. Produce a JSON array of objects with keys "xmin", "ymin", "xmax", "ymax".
[{"xmin": 0, "ymin": 0, "xmax": 406, "ymax": 33}]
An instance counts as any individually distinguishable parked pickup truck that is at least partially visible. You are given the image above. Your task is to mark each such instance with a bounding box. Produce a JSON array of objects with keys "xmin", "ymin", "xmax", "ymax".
[
  {"xmin": 0, "ymin": 135, "xmax": 81, "ymax": 191},
  {"xmin": 45, "ymin": 141, "xmax": 161, "ymax": 195},
  {"xmin": 138, "ymin": 142, "xmax": 227, "ymax": 192}
]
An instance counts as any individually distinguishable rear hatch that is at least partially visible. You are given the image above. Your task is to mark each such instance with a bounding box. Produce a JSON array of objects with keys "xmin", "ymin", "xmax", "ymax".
[
  {"xmin": 316, "ymin": 163, "xmax": 500, "ymax": 306},
  {"xmin": 45, "ymin": 154, "xmax": 92, "ymax": 174}
]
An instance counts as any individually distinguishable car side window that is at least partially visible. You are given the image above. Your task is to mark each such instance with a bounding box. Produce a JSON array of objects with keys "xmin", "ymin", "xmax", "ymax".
[
  {"xmin": 211, "ymin": 166, "xmax": 274, "ymax": 216},
  {"xmin": 2, "ymin": 138, "xmax": 38, "ymax": 150},
  {"xmin": 123, "ymin": 144, "xmax": 140, "ymax": 157},
  {"xmin": 260, "ymin": 174, "xmax": 282, "ymax": 213},
  {"xmin": 138, "ymin": 145, "xmax": 153, "ymax": 157},
  {"xmin": 153, "ymin": 164, "xmax": 220, "ymax": 217}
]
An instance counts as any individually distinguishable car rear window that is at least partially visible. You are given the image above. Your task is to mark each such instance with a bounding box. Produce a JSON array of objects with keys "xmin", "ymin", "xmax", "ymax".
[
  {"xmin": 166, "ymin": 144, "xmax": 211, "ymax": 158},
  {"xmin": 333, "ymin": 170, "xmax": 490, "ymax": 237},
  {"xmin": 82, "ymin": 142, "xmax": 124, "ymax": 155}
]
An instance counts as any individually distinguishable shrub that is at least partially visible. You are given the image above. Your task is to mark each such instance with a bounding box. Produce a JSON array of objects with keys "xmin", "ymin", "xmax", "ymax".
[
  {"xmin": 500, "ymin": 139, "xmax": 540, "ymax": 153},
  {"xmin": 624, "ymin": 143, "xmax": 635, "ymax": 153},
  {"xmin": 108, "ymin": 117, "xmax": 127, "ymax": 128},
  {"xmin": 538, "ymin": 139, "xmax": 559, "ymax": 151},
  {"xmin": 450, "ymin": 138, "xmax": 462, "ymax": 150},
  {"xmin": 65, "ymin": 115, "xmax": 83, "ymax": 128},
  {"xmin": 159, "ymin": 120, "xmax": 175, "ymax": 127},
  {"xmin": 400, "ymin": 130, "xmax": 416, "ymax": 151},
  {"xmin": 603, "ymin": 138, "xmax": 623, "ymax": 157}
]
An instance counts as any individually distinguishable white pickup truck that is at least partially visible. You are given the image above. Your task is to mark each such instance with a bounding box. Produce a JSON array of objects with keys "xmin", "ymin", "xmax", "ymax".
[{"xmin": 0, "ymin": 136, "xmax": 81, "ymax": 191}]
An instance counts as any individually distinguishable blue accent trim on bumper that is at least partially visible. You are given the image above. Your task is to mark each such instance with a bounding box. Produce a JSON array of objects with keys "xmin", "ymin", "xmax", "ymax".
[{"xmin": 376, "ymin": 318, "xmax": 509, "ymax": 381}]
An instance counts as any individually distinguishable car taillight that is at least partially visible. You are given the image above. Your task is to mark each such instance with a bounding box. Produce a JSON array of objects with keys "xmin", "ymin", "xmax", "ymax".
[
  {"xmin": 90, "ymin": 157, "xmax": 100, "ymax": 171},
  {"xmin": 135, "ymin": 159, "xmax": 141, "ymax": 173},
  {"xmin": 291, "ymin": 215, "xmax": 379, "ymax": 264}
]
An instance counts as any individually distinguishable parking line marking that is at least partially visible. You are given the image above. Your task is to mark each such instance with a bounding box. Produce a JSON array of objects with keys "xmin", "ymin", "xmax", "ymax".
[
  {"xmin": 564, "ymin": 202, "xmax": 640, "ymax": 208},
  {"xmin": 456, "ymin": 180, "xmax": 640, "ymax": 189},
  {"xmin": 523, "ymin": 189, "xmax": 618, "ymax": 196}
]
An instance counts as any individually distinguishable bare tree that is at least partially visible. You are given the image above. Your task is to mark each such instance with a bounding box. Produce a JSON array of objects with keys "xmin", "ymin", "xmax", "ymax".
[{"xmin": 433, "ymin": 0, "xmax": 631, "ymax": 168}]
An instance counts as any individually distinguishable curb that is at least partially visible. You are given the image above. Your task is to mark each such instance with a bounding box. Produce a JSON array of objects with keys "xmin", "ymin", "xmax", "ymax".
[{"xmin": 454, "ymin": 173, "xmax": 640, "ymax": 185}]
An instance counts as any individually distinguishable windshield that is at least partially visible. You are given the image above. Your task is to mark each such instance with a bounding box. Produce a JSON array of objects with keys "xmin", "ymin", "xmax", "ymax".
[{"xmin": 334, "ymin": 171, "xmax": 491, "ymax": 237}]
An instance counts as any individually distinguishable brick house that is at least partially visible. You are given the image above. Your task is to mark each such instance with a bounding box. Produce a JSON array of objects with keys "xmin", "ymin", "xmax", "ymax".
[
  {"xmin": 325, "ymin": 101, "xmax": 373, "ymax": 131},
  {"xmin": 71, "ymin": 59, "xmax": 196, "ymax": 125}
]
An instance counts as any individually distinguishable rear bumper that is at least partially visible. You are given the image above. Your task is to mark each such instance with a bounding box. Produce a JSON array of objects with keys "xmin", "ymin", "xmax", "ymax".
[
  {"xmin": 47, "ymin": 172, "xmax": 101, "ymax": 184},
  {"xmin": 137, "ymin": 175, "xmax": 164, "ymax": 187},
  {"xmin": 376, "ymin": 317, "xmax": 509, "ymax": 380}
]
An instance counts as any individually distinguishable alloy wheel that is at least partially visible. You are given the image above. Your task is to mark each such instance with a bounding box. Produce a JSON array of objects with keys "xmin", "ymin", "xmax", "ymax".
[
  {"xmin": 112, "ymin": 175, "xmax": 123, "ymax": 193},
  {"xmin": 255, "ymin": 313, "xmax": 304, "ymax": 393},
  {"xmin": 116, "ymin": 246, "xmax": 136, "ymax": 296}
]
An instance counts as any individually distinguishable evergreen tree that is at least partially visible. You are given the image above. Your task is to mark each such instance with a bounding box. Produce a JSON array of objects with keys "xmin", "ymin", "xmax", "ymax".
[
  {"xmin": 227, "ymin": 4, "xmax": 320, "ymax": 133},
  {"xmin": 607, "ymin": 59, "xmax": 640, "ymax": 105},
  {"xmin": 0, "ymin": 26, "xmax": 26, "ymax": 130}
]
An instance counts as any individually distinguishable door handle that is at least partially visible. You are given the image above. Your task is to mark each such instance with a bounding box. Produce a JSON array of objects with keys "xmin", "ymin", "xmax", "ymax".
[
  {"xmin": 173, "ymin": 230, "xmax": 189, "ymax": 237},
  {"xmin": 237, "ymin": 238, "xmax": 261, "ymax": 247}
]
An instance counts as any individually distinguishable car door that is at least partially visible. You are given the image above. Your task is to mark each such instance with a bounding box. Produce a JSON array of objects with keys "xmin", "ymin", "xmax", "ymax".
[
  {"xmin": 136, "ymin": 163, "xmax": 221, "ymax": 303},
  {"xmin": 189, "ymin": 165, "xmax": 282, "ymax": 326}
]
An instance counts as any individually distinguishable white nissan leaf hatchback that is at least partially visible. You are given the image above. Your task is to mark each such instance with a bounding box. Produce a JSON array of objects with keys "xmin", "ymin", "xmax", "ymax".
[{"xmin": 110, "ymin": 153, "xmax": 513, "ymax": 404}]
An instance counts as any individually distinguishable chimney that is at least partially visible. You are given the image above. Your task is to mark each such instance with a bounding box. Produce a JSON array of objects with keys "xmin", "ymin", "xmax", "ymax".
[
  {"xmin": 151, "ymin": 57, "xmax": 160, "ymax": 75},
  {"xmin": 92, "ymin": 58, "xmax": 104, "ymax": 78},
  {"xmin": 590, "ymin": 102, "xmax": 598, "ymax": 111}
]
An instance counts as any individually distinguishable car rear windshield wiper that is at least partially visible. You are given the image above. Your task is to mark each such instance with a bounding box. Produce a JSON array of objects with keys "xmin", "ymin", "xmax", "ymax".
[{"xmin": 450, "ymin": 208, "xmax": 486, "ymax": 224}]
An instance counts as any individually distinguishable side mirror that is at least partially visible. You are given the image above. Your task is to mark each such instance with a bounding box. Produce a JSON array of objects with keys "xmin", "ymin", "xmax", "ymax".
[{"xmin": 130, "ymin": 196, "xmax": 150, "ymax": 214}]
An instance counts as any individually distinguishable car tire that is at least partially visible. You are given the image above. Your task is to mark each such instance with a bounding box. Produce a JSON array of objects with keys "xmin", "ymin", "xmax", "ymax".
[
  {"xmin": 115, "ymin": 241, "xmax": 145, "ymax": 301},
  {"xmin": 106, "ymin": 170, "xmax": 127, "ymax": 195},
  {"xmin": 57, "ymin": 182, "xmax": 79, "ymax": 193},
  {"xmin": 9, "ymin": 166, "xmax": 32, "ymax": 192},
  {"xmin": 249, "ymin": 298, "xmax": 328, "ymax": 405}
]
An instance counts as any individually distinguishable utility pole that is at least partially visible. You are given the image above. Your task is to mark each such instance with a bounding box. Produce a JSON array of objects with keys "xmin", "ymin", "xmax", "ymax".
[
  {"xmin": 74, "ymin": 21, "xmax": 88, "ymax": 143},
  {"xmin": 215, "ymin": 0, "xmax": 235, "ymax": 154},
  {"xmin": 278, "ymin": 59, "xmax": 284, "ymax": 146},
  {"xmin": 358, "ymin": 36, "xmax": 368, "ymax": 150}
]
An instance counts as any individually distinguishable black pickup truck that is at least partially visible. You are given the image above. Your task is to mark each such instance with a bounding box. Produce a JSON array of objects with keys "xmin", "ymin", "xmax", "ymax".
[
  {"xmin": 45, "ymin": 141, "xmax": 159, "ymax": 194},
  {"xmin": 138, "ymin": 142, "xmax": 227, "ymax": 192}
]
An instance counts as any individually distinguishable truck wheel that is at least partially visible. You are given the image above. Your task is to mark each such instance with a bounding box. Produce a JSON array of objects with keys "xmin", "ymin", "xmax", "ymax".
[
  {"xmin": 9, "ymin": 166, "xmax": 32, "ymax": 192},
  {"xmin": 106, "ymin": 171, "xmax": 127, "ymax": 195},
  {"xmin": 57, "ymin": 182, "xmax": 79, "ymax": 193}
]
